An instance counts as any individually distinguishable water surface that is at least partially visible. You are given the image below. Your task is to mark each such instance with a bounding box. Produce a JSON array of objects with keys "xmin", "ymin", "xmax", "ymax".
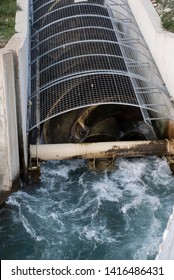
[{"xmin": 0, "ymin": 157, "xmax": 174, "ymax": 260}]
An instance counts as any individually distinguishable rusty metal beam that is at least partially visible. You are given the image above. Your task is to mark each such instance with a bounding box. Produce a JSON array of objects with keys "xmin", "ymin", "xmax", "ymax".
[{"xmin": 30, "ymin": 140, "xmax": 174, "ymax": 161}]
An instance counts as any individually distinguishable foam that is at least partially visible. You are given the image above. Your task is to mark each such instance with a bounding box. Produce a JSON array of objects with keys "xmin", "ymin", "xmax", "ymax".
[
  {"xmin": 82, "ymin": 224, "xmax": 115, "ymax": 244},
  {"xmin": 20, "ymin": 213, "xmax": 44, "ymax": 242},
  {"xmin": 93, "ymin": 173, "xmax": 123, "ymax": 202},
  {"xmin": 41, "ymin": 160, "xmax": 85, "ymax": 180},
  {"xmin": 1, "ymin": 157, "xmax": 174, "ymax": 260},
  {"xmin": 134, "ymin": 216, "xmax": 161, "ymax": 259}
]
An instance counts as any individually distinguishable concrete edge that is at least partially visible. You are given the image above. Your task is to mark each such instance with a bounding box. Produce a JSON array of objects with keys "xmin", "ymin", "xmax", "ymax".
[
  {"xmin": 5, "ymin": 0, "xmax": 29, "ymax": 51},
  {"xmin": 156, "ymin": 207, "xmax": 174, "ymax": 259},
  {"xmin": 127, "ymin": 0, "xmax": 174, "ymax": 100},
  {"xmin": 128, "ymin": 0, "xmax": 174, "ymax": 37}
]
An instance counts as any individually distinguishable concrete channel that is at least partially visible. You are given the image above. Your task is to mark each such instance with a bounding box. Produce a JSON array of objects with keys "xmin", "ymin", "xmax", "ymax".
[{"xmin": 1, "ymin": 0, "xmax": 174, "ymax": 259}]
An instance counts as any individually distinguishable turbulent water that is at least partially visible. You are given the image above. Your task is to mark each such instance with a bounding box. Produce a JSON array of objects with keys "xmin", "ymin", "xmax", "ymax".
[{"xmin": 1, "ymin": 157, "xmax": 174, "ymax": 260}]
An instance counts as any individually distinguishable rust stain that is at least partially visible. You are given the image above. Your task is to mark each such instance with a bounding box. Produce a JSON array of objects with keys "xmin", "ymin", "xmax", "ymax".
[
  {"xmin": 106, "ymin": 141, "xmax": 168, "ymax": 157},
  {"xmin": 166, "ymin": 120, "xmax": 174, "ymax": 139}
]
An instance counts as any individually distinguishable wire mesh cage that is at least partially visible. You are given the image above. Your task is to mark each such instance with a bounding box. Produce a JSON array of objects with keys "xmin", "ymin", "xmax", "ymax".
[{"xmin": 28, "ymin": 0, "xmax": 173, "ymax": 131}]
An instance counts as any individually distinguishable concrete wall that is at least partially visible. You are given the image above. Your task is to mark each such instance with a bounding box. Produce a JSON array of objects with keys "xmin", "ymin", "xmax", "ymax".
[
  {"xmin": 6, "ymin": 0, "xmax": 29, "ymax": 177},
  {"xmin": 127, "ymin": 0, "xmax": 174, "ymax": 99},
  {"xmin": 0, "ymin": 51, "xmax": 19, "ymax": 190},
  {"xmin": 0, "ymin": 0, "xmax": 29, "ymax": 191},
  {"xmin": 156, "ymin": 207, "xmax": 174, "ymax": 260}
]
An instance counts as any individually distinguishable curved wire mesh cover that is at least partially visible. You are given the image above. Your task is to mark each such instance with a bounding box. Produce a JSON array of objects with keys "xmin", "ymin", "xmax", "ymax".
[{"xmin": 29, "ymin": 0, "xmax": 173, "ymax": 130}]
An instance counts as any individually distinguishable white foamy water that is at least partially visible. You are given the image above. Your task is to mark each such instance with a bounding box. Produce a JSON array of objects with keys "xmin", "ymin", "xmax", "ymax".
[{"xmin": 0, "ymin": 157, "xmax": 174, "ymax": 259}]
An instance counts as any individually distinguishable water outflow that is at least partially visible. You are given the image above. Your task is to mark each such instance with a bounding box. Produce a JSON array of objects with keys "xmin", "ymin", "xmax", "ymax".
[{"xmin": 1, "ymin": 157, "xmax": 174, "ymax": 260}]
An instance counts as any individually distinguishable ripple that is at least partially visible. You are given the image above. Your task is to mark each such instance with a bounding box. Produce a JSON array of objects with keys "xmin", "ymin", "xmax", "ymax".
[{"xmin": 1, "ymin": 157, "xmax": 174, "ymax": 259}]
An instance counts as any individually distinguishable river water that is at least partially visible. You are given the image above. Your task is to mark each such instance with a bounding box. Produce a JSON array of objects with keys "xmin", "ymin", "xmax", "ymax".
[{"xmin": 0, "ymin": 156, "xmax": 174, "ymax": 260}]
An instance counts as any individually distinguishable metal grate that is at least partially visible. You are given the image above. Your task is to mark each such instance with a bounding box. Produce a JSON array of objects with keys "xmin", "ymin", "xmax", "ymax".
[{"xmin": 28, "ymin": 0, "xmax": 173, "ymax": 130}]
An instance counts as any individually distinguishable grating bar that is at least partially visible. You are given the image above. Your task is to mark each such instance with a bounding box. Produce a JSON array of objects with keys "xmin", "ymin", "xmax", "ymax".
[{"xmin": 28, "ymin": 0, "xmax": 173, "ymax": 131}]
